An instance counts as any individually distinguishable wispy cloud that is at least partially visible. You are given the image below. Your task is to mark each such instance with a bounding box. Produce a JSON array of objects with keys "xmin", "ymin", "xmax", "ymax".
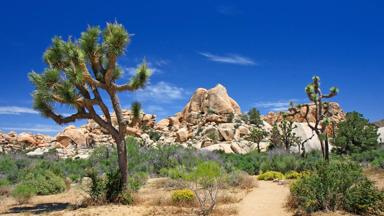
[
  {"xmin": 199, "ymin": 52, "xmax": 256, "ymax": 65},
  {"xmin": 0, "ymin": 106, "xmax": 38, "ymax": 115},
  {"xmin": 254, "ymin": 99, "xmax": 300, "ymax": 112},
  {"xmin": 1, "ymin": 124, "xmax": 64, "ymax": 133},
  {"xmin": 124, "ymin": 59, "xmax": 168, "ymax": 77},
  {"xmin": 135, "ymin": 82, "xmax": 187, "ymax": 102}
]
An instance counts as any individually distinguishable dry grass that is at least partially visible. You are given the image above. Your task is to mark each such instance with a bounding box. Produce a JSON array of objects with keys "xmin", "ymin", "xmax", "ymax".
[
  {"xmin": 211, "ymin": 205, "xmax": 238, "ymax": 216},
  {"xmin": 364, "ymin": 167, "xmax": 384, "ymax": 190},
  {"xmin": 238, "ymin": 174, "xmax": 258, "ymax": 190},
  {"xmin": 217, "ymin": 192, "xmax": 242, "ymax": 204}
]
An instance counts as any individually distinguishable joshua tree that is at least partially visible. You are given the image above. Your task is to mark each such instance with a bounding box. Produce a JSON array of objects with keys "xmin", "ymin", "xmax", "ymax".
[
  {"xmin": 268, "ymin": 122, "xmax": 282, "ymax": 150},
  {"xmin": 289, "ymin": 76, "xmax": 339, "ymax": 160},
  {"xmin": 279, "ymin": 117, "xmax": 301, "ymax": 152},
  {"xmin": 248, "ymin": 127, "xmax": 269, "ymax": 152},
  {"xmin": 28, "ymin": 23, "xmax": 151, "ymax": 186}
]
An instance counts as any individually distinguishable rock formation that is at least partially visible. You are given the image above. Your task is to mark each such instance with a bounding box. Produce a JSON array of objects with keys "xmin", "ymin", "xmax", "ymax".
[{"xmin": 262, "ymin": 102, "xmax": 345, "ymax": 135}]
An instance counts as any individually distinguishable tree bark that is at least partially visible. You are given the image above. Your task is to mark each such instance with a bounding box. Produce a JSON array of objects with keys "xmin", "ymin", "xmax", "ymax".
[{"xmin": 114, "ymin": 136, "xmax": 128, "ymax": 186}]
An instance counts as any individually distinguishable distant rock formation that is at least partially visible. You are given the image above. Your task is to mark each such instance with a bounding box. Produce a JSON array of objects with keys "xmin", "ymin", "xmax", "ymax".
[{"xmin": 262, "ymin": 102, "xmax": 345, "ymax": 135}]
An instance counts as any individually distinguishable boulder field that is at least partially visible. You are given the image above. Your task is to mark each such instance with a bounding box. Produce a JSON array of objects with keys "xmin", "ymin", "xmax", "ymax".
[{"xmin": 2, "ymin": 83, "xmax": 376, "ymax": 159}]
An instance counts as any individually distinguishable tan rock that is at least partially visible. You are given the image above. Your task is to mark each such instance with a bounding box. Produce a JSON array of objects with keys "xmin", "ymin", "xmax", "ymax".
[
  {"xmin": 56, "ymin": 127, "xmax": 87, "ymax": 148},
  {"xmin": 17, "ymin": 133, "xmax": 37, "ymax": 146},
  {"xmin": 176, "ymin": 128, "xmax": 190, "ymax": 142},
  {"xmin": 155, "ymin": 119, "xmax": 170, "ymax": 130},
  {"xmin": 201, "ymin": 143, "xmax": 234, "ymax": 154},
  {"xmin": 218, "ymin": 123, "xmax": 235, "ymax": 141}
]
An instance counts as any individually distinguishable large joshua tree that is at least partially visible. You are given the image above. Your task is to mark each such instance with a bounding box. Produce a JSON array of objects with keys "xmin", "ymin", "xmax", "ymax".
[
  {"xmin": 28, "ymin": 23, "xmax": 151, "ymax": 186},
  {"xmin": 289, "ymin": 76, "xmax": 338, "ymax": 160}
]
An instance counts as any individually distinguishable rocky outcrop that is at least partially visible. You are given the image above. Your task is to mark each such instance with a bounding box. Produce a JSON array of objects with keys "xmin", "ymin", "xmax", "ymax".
[
  {"xmin": 262, "ymin": 102, "xmax": 345, "ymax": 135},
  {"xmin": 0, "ymin": 131, "xmax": 53, "ymax": 154}
]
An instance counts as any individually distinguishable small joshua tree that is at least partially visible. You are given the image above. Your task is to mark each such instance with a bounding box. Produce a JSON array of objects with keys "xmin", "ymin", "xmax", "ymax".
[
  {"xmin": 279, "ymin": 117, "xmax": 301, "ymax": 152},
  {"xmin": 268, "ymin": 122, "xmax": 282, "ymax": 150},
  {"xmin": 289, "ymin": 76, "xmax": 339, "ymax": 160},
  {"xmin": 28, "ymin": 23, "xmax": 151, "ymax": 186},
  {"xmin": 248, "ymin": 127, "xmax": 269, "ymax": 152}
]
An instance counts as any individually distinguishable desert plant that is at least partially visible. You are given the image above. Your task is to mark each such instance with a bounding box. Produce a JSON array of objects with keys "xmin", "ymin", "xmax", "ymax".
[
  {"xmin": 268, "ymin": 122, "xmax": 283, "ymax": 150},
  {"xmin": 186, "ymin": 161, "xmax": 224, "ymax": 216},
  {"xmin": 285, "ymin": 171, "xmax": 301, "ymax": 179},
  {"xmin": 289, "ymin": 76, "xmax": 339, "ymax": 160},
  {"xmin": 28, "ymin": 22, "xmax": 151, "ymax": 187},
  {"xmin": 248, "ymin": 127, "xmax": 269, "ymax": 152},
  {"xmin": 257, "ymin": 171, "xmax": 284, "ymax": 180},
  {"xmin": 226, "ymin": 170, "xmax": 256, "ymax": 189},
  {"xmin": 12, "ymin": 183, "xmax": 36, "ymax": 204},
  {"xmin": 333, "ymin": 112, "xmax": 379, "ymax": 155},
  {"xmin": 22, "ymin": 169, "xmax": 66, "ymax": 195},
  {"xmin": 289, "ymin": 160, "xmax": 384, "ymax": 215},
  {"xmin": 171, "ymin": 189, "xmax": 195, "ymax": 205},
  {"xmin": 247, "ymin": 108, "xmax": 263, "ymax": 127}
]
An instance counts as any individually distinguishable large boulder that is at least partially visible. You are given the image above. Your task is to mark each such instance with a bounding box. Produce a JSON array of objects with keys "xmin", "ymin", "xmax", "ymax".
[
  {"xmin": 56, "ymin": 126, "xmax": 87, "ymax": 148},
  {"xmin": 201, "ymin": 143, "xmax": 234, "ymax": 154},
  {"xmin": 180, "ymin": 84, "xmax": 241, "ymax": 124},
  {"xmin": 291, "ymin": 123, "xmax": 323, "ymax": 152},
  {"xmin": 17, "ymin": 133, "xmax": 37, "ymax": 146},
  {"xmin": 176, "ymin": 128, "xmax": 190, "ymax": 142},
  {"xmin": 218, "ymin": 123, "xmax": 235, "ymax": 141},
  {"xmin": 378, "ymin": 127, "xmax": 384, "ymax": 144}
]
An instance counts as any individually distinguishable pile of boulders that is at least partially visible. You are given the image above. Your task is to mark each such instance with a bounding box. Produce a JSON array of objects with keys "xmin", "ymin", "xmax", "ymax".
[{"xmin": 0, "ymin": 131, "xmax": 53, "ymax": 154}]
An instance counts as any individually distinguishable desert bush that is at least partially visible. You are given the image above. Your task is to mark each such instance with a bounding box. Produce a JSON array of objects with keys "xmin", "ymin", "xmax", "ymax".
[
  {"xmin": 289, "ymin": 160, "xmax": 384, "ymax": 215},
  {"xmin": 344, "ymin": 178, "xmax": 384, "ymax": 215},
  {"xmin": 12, "ymin": 183, "xmax": 36, "ymax": 204},
  {"xmin": 22, "ymin": 169, "xmax": 66, "ymax": 195},
  {"xmin": 285, "ymin": 171, "xmax": 301, "ymax": 179},
  {"xmin": 167, "ymin": 166, "xmax": 188, "ymax": 180},
  {"xmin": 171, "ymin": 189, "xmax": 195, "ymax": 205},
  {"xmin": 333, "ymin": 112, "xmax": 379, "ymax": 154},
  {"xmin": 226, "ymin": 170, "xmax": 256, "ymax": 189},
  {"xmin": 257, "ymin": 171, "xmax": 284, "ymax": 181},
  {"xmin": 128, "ymin": 172, "xmax": 148, "ymax": 192},
  {"xmin": 350, "ymin": 149, "xmax": 384, "ymax": 169},
  {"xmin": 186, "ymin": 161, "xmax": 224, "ymax": 216},
  {"xmin": 117, "ymin": 189, "xmax": 134, "ymax": 205}
]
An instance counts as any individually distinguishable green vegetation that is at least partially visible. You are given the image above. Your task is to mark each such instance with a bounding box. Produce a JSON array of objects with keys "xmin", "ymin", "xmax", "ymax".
[
  {"xmin": 257, "ymin": 171, "xmax": 285, "ymax": 180},
  {"xmin": 171, "ymin": 189, "xmax": 195, "ymax": 204},
  {"xmin": 247, "ymin": 108, "xmax": 263, "ymax": 126},
  {"xmin": 333, "ymin": 112, "xmax": 379, "ymax": 154},
  {"xmin": 12, "ymin": 183, "xmax": 36, "ymax": 204},
  {"xmin": 28, "ymin": 22, "xmax": 151, "ymax": 188},
  {"xmin": 290, "ymin": 76, "xmax": 339, "ymax": 160},
  {"xmin": 248, "ymin": 127, "xmax": 268, "ymax": 152},
  {"xmin": 289, "ymin": 160, "xmax": 384, "ymax": 215}
]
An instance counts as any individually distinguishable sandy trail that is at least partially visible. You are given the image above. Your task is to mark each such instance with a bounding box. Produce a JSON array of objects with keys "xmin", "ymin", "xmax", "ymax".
[{"xmin": 238, "ymin": 180, "xmax": 291, "ymax": 216}]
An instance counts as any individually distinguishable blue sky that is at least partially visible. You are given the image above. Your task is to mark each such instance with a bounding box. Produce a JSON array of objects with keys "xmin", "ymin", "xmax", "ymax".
[{"xmin": 0, "ymin": 0, "xmax": 383, "ymax": 135}]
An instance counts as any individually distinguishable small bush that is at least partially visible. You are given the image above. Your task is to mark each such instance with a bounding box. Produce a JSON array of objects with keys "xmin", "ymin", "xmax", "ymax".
[
  {"xmin": 344, "ymin": 179, "xmax": 384, "ymax": 215},
  {"xmin": 12, "ymin": 183, "xmax": 36, "ymax": 204},
  {"xmin": 257, "ymin": 171, "xmax": 284, "ymax": 181},
  {"xmin": 285, "ymin": 171, "xmax": 300, "ymax": 179},
  {"xmin": 289, "ymin": 160, "xmax": 384, "ymax": 215},
  {"xmin": 23, "ymin": 170, "xmax": 66, "ymax": 195},
  {"xmin": 117, "ymin": 189, "xmax": 134, "ymax": 205},
  {"xmin": 128, "ymin": 172, "xmax": 148, "ymax": 192},
  {"xmin": 167, "ymin": 166, "xmax": 187, "ymax": 180},
  {"xmin": 171, "ymin": 189, "xmax": 195, "ymax": 204},
  {"xmin": 226, "ymin": 170, "xmax": 256, "ymax": 189}
]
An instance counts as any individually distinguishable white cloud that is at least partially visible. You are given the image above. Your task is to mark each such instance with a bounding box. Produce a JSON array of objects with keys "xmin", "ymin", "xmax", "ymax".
[
  {"xmin": 144, "ymin": 105, "xmax": 169, "ymax": 117},
  {"xmin": 1, "ymin": 124, "xmax": 64, "ymax": 133},
  {"xmin": 0, "ymin": 106, "xmax": 38, "ymax": 115},
  {"xmin": 254, "ymin": 99, "xmax": 300, "ymax": 112},
  {"xmin": 135, "ymin": 82, "xmax": 187, "ymax": 102},
  {"xmin": 199, "ymin": 52, "xmax": 256, "ymax": 65},
  {"xmin": 124, "ymin": 60, "xmax": 165, "ymax": 77}
]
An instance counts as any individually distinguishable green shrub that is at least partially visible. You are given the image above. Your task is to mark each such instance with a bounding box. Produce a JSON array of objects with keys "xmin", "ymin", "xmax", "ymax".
[
  {"xmin": 117, "ymin": 189, "xmax": 134, "ymax": 205},
  {"xmin": 167, "ymin": 166, "xmax": 187, "ymax": 180},
  {"xmin": 0, "ymin": 178, "xmax": 10, "ymax": 187},
  {"xmin": 171, "ymin": 189, "xmax": 195, "ymax": 204},
  {"xmin": 226, "ymin": 170, "xmax": 256, "ymax": 189},
  {"xmin": 23, "ymin": 170, "xmax": 66, "ymax": 195},
  {"xmin": 12, "ymin": 183, "xmax": 36, "ymax": 204},
  {"xmin": 289, "ymin": 160, "xmax": 384, "ymax": 215},
  {"xmin": 128, "ymin": 172, "xmax": 148, "ymax": 192},
  {"xmin": 285, "ymin": 171, "xmax": 301, "ymax": 179},
  {"xmin": 257, "ymin": 171, "xmax": 284, "ymax": 181},
  {"xmin": 86, "ymin": 168, "xmax": 106, "ymax": 202},
  {"xmin": 344, "ymin": 179, "xmax": 384, "ymax": 215}
]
